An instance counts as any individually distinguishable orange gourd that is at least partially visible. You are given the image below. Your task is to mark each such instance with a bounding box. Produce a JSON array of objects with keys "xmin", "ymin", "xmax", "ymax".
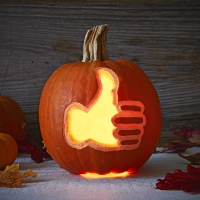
[
  {"xmin": 0, "ymin": 95, "xmax": 27, "ymax": 142},
  {"xmin": 39, "ymin": 25, "xmax": 162, "ymax": 175},
  {"xmin": 0, "ymin": 133, "xmax": 18, "ymax": 170}
]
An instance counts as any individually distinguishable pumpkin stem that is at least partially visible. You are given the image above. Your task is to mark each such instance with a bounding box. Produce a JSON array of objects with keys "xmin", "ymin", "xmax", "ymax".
[{"xmin": 82, "ymin": 24, "xmax": 109, "ymax": 62}]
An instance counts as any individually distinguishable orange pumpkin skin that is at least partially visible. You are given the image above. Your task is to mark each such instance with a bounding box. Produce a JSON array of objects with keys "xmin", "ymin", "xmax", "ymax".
[
  {"xmin": 0, "ymin": 133, "xmax": 18, "ymax": 170},
  {"xmin": 0, "ymin": 95, "xmax": 28, "ymax": 142},
  {"xmin": 39, "ymin": 59, "xmax": 162, "ymax": 175}
]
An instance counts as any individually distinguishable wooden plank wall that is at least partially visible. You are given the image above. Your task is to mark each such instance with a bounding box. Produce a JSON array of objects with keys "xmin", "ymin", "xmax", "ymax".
[{"xmin": 0, "ymin": 0, "xmax": 200, "ymax": 144}]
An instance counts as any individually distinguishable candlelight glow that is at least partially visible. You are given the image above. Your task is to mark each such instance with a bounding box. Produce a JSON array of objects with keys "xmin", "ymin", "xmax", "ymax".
[
  {"xmin": 80, "ymin": 171, "xmax": 131, "ymax": 179},
  {"xmin": 65, "ymin": 68, "xmax": 120, "ymax": 147}
]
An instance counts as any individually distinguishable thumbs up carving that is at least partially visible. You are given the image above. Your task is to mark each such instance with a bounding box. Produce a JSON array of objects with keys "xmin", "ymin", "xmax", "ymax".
[{"xmin": 64, "ymin": 68, "xmax": 146, "ymax": 151}]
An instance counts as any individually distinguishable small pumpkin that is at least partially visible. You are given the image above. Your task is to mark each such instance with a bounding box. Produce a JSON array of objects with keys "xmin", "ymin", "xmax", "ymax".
[
  {"xmin": 39, "ymin": 25, "xmax": 162, "ymax": 175},
  {"xmin": 0, "ymin": 95, "xmax": 27, "ymax": 142},
  {"xmin": 0, "ymin": 133, "xmax": 18, "ymax": 170}
]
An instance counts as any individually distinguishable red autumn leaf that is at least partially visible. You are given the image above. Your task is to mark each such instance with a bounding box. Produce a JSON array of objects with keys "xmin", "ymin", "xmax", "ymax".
[
  {"xmin": 187, "ymin": 164, "xmax": 200, "ymax": 182},
  {"xmin": 173, "ymin": 126, "xmax": 200, "ymax": 145},
  {"xmin": 156, "ymin": 165, "xmax": 200, "ymax": 193},
  {"xmin": 173, "ymin": 126, "xmax": 191, "ymax": 138},
  {"xmin": 30, "ymin": 148, "xmax": 45, "ymax": 163},
  {"xmin": 17, "ymin": 139, "xmax": 52, "ymax": 163}
]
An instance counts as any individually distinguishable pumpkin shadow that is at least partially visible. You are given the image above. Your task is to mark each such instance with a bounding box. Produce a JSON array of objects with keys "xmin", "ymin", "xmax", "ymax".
[
  {"xmin": 21, "ymin": 178, "xmax": 48, "ymax": 187},
  {"xmin": 129, "ymin": 167, "xmax": 165, "ymax": 179},
  {"xmin": 127, "ymin": 153, "xmax": 188, "ymax": 179}
]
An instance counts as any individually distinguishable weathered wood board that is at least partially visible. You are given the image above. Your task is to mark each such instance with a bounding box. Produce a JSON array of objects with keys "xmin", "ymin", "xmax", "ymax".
[{"xmin": 0, "ymin": 1, "xmax": 200, "ymax": 144}]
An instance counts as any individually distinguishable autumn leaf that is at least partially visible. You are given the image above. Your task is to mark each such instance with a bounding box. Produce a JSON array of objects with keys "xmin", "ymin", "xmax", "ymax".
[
  {"xmin": 160, "ymin": 140, "xmax": 194, "ymax": 153},
  {"xmin": 173, "ymin": 126, "xmax": 191, "ymax": 139},
  {"xmin": 179, "ymin": 152, "xmax": 200, "ymax": 165},
  {"xmin": 156, "ymin": 165, "xmax": 200, "ymax": 193},
  {"xmin": 17, "ymin": 138, "xmax": 52, "ymax": 163},
  {"xmin": 157, "ymin": 126, "xmax": 200, "ymax": 153},
  {"xmin": 0, "ymin": 164, "xmax": 37, "ymax": 188},
  {"xmin": 173, "ymin": 126, "xmax": 200, "ymax": 145},
  {"xmin": 187, "ymin": 133, "xmax": 200, "ymax": 145}
]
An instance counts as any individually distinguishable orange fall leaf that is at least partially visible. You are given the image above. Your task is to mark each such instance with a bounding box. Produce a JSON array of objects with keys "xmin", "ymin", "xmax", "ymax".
[{"xmin": 0, "ymin": 164, "xmax": 37, "ymax": 188}]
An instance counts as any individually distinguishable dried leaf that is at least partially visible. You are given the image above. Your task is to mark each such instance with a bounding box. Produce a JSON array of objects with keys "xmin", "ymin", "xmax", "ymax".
[
  {"xmin": 179, "ymin": 152, "xmax": 200, "ymax": 165},
  {"xmin": 173, "ymin": 126, "xmax": 200, "ymax": 145},
  {"xmin": 187, "ymin": 133, "xmax": 200, "ymax": 145},
  {"xmin": 161, "ymin": 140, "xmax": 194, "ymax": 153},
  {"xmin": 173, "ymin": 126, "xmax": 191, "ymax": 139},
  {"xmin": 156, "ymin": 165, "xmax": 200, "ymax": 193},
  {"xmin": 17, "ymin": 139, "xmax": 52, "ymax": 163},
  {"xmin": 158, "ymin": 126, "xmax": 200, "ymax": 153},
  {"xmin": 0, "ymin": 164, "xmax": 37, "ymax": 188}
]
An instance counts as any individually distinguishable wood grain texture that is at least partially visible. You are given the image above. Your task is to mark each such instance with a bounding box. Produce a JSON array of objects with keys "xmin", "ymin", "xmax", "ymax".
[{"xmin": 0, "ymin": 1, "xmax": 199, "ymax": 144}]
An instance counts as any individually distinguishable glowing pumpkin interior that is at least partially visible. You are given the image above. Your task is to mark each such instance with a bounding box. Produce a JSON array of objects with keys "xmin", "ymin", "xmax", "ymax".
[{"xmin": 66, "ymin": 68, "xmax": 119, "ymax": 147}]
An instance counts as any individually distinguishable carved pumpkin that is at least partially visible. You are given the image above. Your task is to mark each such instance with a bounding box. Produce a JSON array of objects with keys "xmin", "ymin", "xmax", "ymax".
[
  {"xmin": 0, "ymin": 95, "xmax": 27, "ymax": 142},
  {"xmin": 39, "ymin": 25, "xmax": 162, "ymax": 176},
  {"xmin": 0, "ymin": 133, "xmax": 18, "ymax": 170}
]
